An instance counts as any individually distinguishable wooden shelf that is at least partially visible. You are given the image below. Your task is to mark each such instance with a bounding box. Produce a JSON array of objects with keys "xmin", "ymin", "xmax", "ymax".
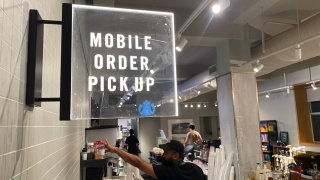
[
  {"xmin": 299, "ymin": 142, "xmax": 320, "ymax": 147},
  {"xmin": 260, "ymin": 120, "xmax": 278, "ymax": 166}
]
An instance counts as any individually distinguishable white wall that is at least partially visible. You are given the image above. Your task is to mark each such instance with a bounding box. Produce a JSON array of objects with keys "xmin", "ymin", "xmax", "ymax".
[
  {"xmin": 259, "ymin": 92, "xmax": 300, "ymax": 147},
  {"xmin": 159, "ymin": 92, "xmax": 219, "ymax": 141},
  {"xmin": 258, "ymin": 62, "xmax": 320, "ymax": 152},
  {"xmin": 0, "ymin": 1, "xmax": 89, "ymax": 179},
  {"xmin": 159, "ymin": 105, "xmax": 219, "ymax": 140},
  {"xmin": 139, "ymin": 118, "xmax": 161, "ymax": 161}
]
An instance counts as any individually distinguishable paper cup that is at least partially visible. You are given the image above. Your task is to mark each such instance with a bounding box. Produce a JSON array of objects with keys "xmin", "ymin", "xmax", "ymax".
[{"xmin": 81, "ymin": 152, "xmax": 87, "ymax": 160}]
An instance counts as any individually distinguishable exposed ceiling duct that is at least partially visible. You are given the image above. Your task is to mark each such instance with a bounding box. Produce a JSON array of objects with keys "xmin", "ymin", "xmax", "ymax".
[
  {"xmin": 177, "ymin": 8, "xmax": 320, "ymax": 101},
  {"xmin": 178, "ymin": 70, "xmax": 217, "ymax": 99},
  {"xmin": 250, "ymin": 12, "xmax": 320, "ymax": 76}
]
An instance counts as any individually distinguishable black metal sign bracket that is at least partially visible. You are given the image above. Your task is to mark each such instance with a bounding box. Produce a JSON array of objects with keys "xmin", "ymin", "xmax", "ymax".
[{"xmin": 26, "ymin": 4, "xmax": 72, "ymax": 120}]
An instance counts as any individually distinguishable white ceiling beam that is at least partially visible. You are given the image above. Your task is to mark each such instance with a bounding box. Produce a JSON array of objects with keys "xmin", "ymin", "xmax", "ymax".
[{"xmin": 233, "ymin": 0, "xmax": 282, "ymax": 25}]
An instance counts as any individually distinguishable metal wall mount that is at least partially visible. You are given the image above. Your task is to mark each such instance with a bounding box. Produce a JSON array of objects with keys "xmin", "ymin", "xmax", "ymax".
[{"xmin": 26, "ymin": 4, "xmax": 72, "ymax": 120}]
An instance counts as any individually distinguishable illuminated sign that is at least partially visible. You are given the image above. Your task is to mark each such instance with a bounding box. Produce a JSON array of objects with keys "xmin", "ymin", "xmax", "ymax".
[
  {"xmin": 69, "ymin": 5, "xmax": 178, "ymax": 119},
  {"xmin": 88, "ymin": 33, "xmax": 155, "ymax": 92}
]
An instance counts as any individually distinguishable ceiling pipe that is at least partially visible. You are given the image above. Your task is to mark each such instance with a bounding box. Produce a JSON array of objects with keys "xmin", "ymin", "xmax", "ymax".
[{"xmin": 176, "ymin": 0, "xmax": 212, "ymax": 39}]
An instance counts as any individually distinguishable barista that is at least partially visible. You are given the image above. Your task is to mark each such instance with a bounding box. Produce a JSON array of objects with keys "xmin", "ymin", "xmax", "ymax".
[{"xmin": 125, "ymin": 129, "xmax": 140, "ymax": 156}]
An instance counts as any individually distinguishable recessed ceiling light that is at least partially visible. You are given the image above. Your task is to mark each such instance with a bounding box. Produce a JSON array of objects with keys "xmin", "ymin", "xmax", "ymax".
[
  {"xmin": 197, "ymin": 104, "xmax": 201, "ymax": 108},
  {"xmin": 184, "ymin": 104, "xmax": 188, "ymax": 108}
]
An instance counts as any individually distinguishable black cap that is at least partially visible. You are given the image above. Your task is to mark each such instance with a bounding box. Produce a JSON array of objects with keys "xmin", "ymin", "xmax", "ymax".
[{"xmin": 161, "ymin": 140, "xmax": 184, "ymax": 156}]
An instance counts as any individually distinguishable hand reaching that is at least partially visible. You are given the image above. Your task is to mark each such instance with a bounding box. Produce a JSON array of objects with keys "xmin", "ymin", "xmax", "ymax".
[{"xmin": 105, "ymin": 139, "xmax": 117, "ymax": 153}]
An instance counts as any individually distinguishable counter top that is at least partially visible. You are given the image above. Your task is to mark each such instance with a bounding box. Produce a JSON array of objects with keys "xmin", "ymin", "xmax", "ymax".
[
  {"xmin": 85, "ymin": 125, "xmax": 118, "ymax": 131},
  {"xmin": 80, "ymin": 157, "xmax": 144, "ymax": 180},
  {"xmin": 80, "ymin": 159, "xmax": 108, "ymax": 168}
]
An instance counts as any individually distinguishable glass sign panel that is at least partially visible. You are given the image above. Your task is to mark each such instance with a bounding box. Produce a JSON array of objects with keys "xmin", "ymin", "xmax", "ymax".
[{"xmin": 70, "ymin": 5, "xmax": 178, "ymax": 119}]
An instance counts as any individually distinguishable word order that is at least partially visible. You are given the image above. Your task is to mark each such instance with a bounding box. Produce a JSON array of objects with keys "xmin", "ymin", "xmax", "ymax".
[
  {"xmin": 88, "ymin": 76, "xmax": 154, "ymax": 92},
  {"xmin": 90, "ymin": 32, "xmax": 152, "ymax": 50},
  {"xmin": 93, "ymin": 54, "xmax": 149, "ymax": 70}
]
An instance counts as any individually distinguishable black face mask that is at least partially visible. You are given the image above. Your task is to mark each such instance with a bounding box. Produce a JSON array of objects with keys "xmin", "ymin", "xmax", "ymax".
[{"xmin": 161, "ymin": 157, "xmax": 174, "ymax": 166}]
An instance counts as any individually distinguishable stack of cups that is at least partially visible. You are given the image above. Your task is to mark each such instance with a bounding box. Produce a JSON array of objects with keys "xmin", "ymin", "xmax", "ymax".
[{"xmin": 81, "ymin": 152, "xmax": 87, "ymax": 160}]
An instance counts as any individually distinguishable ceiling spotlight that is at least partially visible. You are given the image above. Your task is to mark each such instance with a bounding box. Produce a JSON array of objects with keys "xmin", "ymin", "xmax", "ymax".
[
  {"xmin": 311, "ymin": 82, "xmax": 318, "ymax": 90},
  {"xmin": 197, "ymin": 104, "xmax": 201, "ymax": 108},
  {"xmin": 214, "ymin": 101, "xmax": 218, "ymax": 107},
  {"xmin": 170, "ymin": 99, "xmax": 174, "ymax": 102},
  {"xmin": 211, "ymin": 0, "xmax": 230, "ymax": 14},
  {"xmin": 206, "ymin": 82, "xmax": 213, "ymax": 88},
  {"xmin": 134, "ymin": 104, "xmax": 137, "ymax": 107},
  {"xmin": 197, "ymin": 90, "xmax": 201, "ymax": 95},
  {"xmin": 190, "ymin": 104, "xmax": 194, "ymax": 108},
  {"xmin": 204, "ymin": 104, "xmax": 207, "ymax": 108},
  {"xmin": 150, "ymin": 69, "xmax": 155, "ymax": 74},
  {"xmin": 179, "ymin": 96, "xmax": 182, "ymax": 100},
  {"xmin": 253, "ymin": 60, "xmax": 264, "ymax": 73},
  {"xmin": 176, "ymin": 38, "xmax": 188, "ymax": 52},
  {"xmin": 286, "ymin": 86, "xmax": 290, "ymax": 94},
  {"xmin": 211, "ymin": 4, "xmax": 221, "ymax": 14},
  {"xmin": 294, "ymin": 44, "xmax": 302, "ymax": 60},
  {"xmin": 265, "ymin": 92, "xmax": 270, "ymax": 98},
  {"xmin": 184, "ymin": 104, "xmax": 188, "ymax": 108}
]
